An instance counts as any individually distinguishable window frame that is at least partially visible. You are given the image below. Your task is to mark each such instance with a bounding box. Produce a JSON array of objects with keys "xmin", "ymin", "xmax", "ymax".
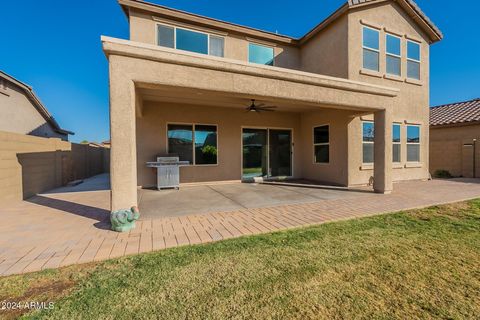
[
  {"xmin": 385, "ymin": 33, "xmax": 402, "ymax": 77},
  {"xmin": 406, "ymin": 40, "xmax": 421, "ymax": 80},
  {"xmin": 392, "ymin": 123, "xmax": 402, "ymax": 163},
  {"xmin": 313, "ymin": 124, "xmax": 330, "ymax": 164},
  {"xmin": 362, "ymin": 26, "xmax": 380, "ymax": 72},
  {"xmin": 166, "ymin": 122, "xmax": 219, "ymax": 166},
  {"xmin": 406, "ymin": 124, "xmax": 421, "ymax": 163},
  {"xmin": 156, "ymin": 23, "xmax": 225, "ymax": 57},
  {"xmin": 247, "ymin": 42, "xmax": 275, "ymax": 66},
  {"xmin": 362, "ymin": 121, "xmax": 375, "ymax": 164}
]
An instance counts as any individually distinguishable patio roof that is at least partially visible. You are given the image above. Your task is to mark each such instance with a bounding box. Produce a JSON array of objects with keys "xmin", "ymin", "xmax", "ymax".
[{"xmin": 102, "ymin": 36, "xmax": 398, "ymax": 115}]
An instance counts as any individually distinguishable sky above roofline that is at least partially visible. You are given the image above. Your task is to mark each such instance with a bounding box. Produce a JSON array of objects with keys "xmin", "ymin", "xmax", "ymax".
[{"xmin": 1, "ymin": 0, "xmax": 479, "ymax": 142}]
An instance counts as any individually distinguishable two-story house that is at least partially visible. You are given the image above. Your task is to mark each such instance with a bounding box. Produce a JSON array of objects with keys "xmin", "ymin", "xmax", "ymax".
[{"xmin": 102, "ymin": 0, "xmax": 442, "ymax": 212}]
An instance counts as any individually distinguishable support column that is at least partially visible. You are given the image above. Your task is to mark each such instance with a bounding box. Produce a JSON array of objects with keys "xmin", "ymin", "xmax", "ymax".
[
  {"xmin": 373, "ymin": 109, "xmax": 393, "ymax": 194},
  {"xmin": 109, "ymin": 56, "xmax": 138, "ymax": 212}
]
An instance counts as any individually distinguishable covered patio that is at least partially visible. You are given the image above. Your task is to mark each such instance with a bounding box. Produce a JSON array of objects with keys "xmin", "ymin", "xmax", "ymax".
[{"xmin": 103, "ymin": 37, "xmax": 399, "ymax": 213}]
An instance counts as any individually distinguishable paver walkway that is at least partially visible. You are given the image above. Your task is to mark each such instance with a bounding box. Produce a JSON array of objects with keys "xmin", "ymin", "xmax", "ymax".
[{"xmin": 1, "ymin": 176, "xmax": 480, "ymax": 276}]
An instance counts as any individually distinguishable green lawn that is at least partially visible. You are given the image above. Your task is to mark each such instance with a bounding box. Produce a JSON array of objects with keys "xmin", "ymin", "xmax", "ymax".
[{"xmin": 1, "ymin": 200, "xmax": 480, "ymax": 319}]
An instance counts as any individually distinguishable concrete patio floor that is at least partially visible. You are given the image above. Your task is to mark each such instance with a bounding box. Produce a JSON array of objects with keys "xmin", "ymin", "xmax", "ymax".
[
  {"xmin": 1, "ymin": 174, "xmax": 480, "ymax": 276},
  {"xmin": 139, "ymin": 182, "xmax": 371, "ymax": 219}
]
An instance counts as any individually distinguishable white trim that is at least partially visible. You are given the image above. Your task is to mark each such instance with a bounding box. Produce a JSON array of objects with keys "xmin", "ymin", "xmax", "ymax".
[
  {"xmin": 406, "ymin": 39, "xmax": 421, "ymax": 80},
  {"xmin": 247, "ymin": 42, "xmax": 276, "ymax": 67},
  {"xmin": 241, "ymin": 126, "xmax": 294, "ymax": 179},
  {"xmin": 392, "ymin": 122, "xmax": 402, "ymax": 164},
  {"xmin": 362, "ymin": 120, "xmax": 374, "ymax": 164},
  {"xmin": 313, "ymin": 124, "xmax": 330, "ymax": 164},
  {"xmin": 362, "ymin": 26, "xmax": 380, "ymax": 72},
  {"xmin": 385, "ymin": 33, "xmax": 402, "ymax": 77},
  {"xmin": 156, "ymin": 22, "xmax": 225, "ymax": 57},
  {"xmin": 166, "ymin": 122, "xmax": 219, "ymax": 166},
  {"xmin": 406, "ymin": 124, "xmax": 421, "ymax": 163}
]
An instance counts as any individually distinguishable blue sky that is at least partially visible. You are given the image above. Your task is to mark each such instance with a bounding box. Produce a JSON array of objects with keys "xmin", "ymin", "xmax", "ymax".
[{"xmin": 1, "ymin": 0, "xmax": 479, "ymax": 143}]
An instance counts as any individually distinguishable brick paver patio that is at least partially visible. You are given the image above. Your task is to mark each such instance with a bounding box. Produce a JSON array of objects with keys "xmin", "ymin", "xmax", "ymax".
[{"xmin": 1, "ymin": 176, "xmax": 480, "ymax": 276}]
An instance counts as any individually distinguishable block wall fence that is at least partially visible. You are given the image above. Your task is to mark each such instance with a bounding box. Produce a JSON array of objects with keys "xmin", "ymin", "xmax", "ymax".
[{"xmin": 0, "ymin": 131, "xmax": 110, "ymax": 203}]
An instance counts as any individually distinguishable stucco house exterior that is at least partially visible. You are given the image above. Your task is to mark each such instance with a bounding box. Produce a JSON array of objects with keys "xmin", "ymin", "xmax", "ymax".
[
  {"xmin": 0, "ymin": 70, "xmax": 73, "ymax": 141},
  {"xmin": 102, "ymin": 0, "xmax": 443, "ymax": 212},
  {"xmin": 430, "ymin": 98, "xmax": 480, "ymax": 178}
]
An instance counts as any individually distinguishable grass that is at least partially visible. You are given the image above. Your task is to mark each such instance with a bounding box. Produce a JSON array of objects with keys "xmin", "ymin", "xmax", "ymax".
[{"xmin": 1, "ymin": 200, "xmax": 479, "ymax": 319}]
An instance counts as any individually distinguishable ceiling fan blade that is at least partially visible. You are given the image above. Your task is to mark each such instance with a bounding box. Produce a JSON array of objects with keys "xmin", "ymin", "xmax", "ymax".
[
  {"xmin": 257, "ymin": 108, "xmax": 275, "ymax": 112},
  {"xmin": 256, "ymin": 103, "xmax": 266, "ymax": 107},
  {"xmin": 258, "ymin": 106, "xmax": 277, "ymax": 109}
]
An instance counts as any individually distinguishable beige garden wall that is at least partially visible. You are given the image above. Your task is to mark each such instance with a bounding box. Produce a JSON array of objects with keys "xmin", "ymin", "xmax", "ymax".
[
  {"xmin": 430, "ymin": 124, "xmax": 480, "ymax": 177},
  {"xmin": 0, "ymin": 131, "xmax": 110, "ymax": 203}
]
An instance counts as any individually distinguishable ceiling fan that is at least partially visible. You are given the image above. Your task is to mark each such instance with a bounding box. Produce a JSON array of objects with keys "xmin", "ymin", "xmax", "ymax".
[{"xmin": 246, "ymin": 99, "xmax": 277, "ymax": 113}]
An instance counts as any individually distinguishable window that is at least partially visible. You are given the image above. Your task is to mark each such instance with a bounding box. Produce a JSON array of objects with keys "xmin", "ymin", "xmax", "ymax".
[
  {"xmin": 194, "ymin": 125, "xmax": 218, "ymax": 165},
  {"xmin": 393, "ymin": 123, "xmax": 401, "ymax": 163},
  {"xmin": 168, "ymin": 124, "xmax": 193, "ymax": 164},
  {"xmin": 209, "ymin": 35, "xmax": 225, "ymax": 57},
  {"xmin": 363, "ymin": 121, "xmax": 374, "ymax": 164},
  {"xmin": 167, "ymin": 124, "xmax": 218, "ymax": 165},
  {"xmin": 362, "ymin": 27, "xmax": 380, "ymax": 71},
  {"xmin": 407, "ymin": 125, "xmax": 420, "ymax": 162},
  {"xmin": 248, "ymin": 43, "xmax": 274, "ymax": 66},
  {"xmin": 407, "ymin": 40, "xmax": 420, "ymax": 80},
  {"xmin": 313, "ymin": 125, "xmax": 329, "ymax": 163},
  {"xmin": 386, "ymin": 34, "xmax": 401, "ymax": 76},
  {"xmin": 157, "ymin": 24, "xmax": 225, "ymax": 57}
]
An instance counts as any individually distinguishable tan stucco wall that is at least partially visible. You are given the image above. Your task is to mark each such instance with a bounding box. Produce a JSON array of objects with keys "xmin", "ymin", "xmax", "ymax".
[
  {"xmin": 0, "ymin": 131, "xmax": 109, "ymax": 204},
  {"xmin": 300, "ymin": 109, "xmax": 353, "ymax": 186},
  {"xmin": 128, "ymin": 8, "xmax": 301, "ymax": 70},
  {"xmin": 0, "ymin": 81, "xmax": 65, "ymax": 140},
  {"xmin": 430, "ymin": 124, "xmax": 480, "ymax": 177},
  {"xmin": 300, "ymin": 14, "xmax": 349, "ymax": 78},
  {"xmin": 346, "ymin": 1, "xmax": 431, "ymax": 185},
  {"xmin": 136, "ymin": 102, "xmax": 303, "ymax": 186}
]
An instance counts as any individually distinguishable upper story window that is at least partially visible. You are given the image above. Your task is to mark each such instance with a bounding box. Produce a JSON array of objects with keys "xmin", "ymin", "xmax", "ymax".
[
  {"xmin": 313, "ymin": 125, "xmax": 329, "ymax": 164},
  {"xmin": 386, "ymin": 34, "xmax": 401, "ymax": 76},
  {"xmin": 393, "ymin": 123, "xmax": 401, "ymax": 163},
  {"xmin": 157, "ymin": 24, "xmax": 225, "ymax": 57},
  {"xmin": 362, "ymin": 27, "xmax": 380, "ymax": 72},
  {"xmin": 407, "ymin": 125, "xmax": 420, "ymax": 162},
  {"xmin": 248, "ymin": 43, "xmax": 274, "ymax": 66},
  {"xmin": 407, "ymin": 40, "xmax": 421, "ymax": 80}
]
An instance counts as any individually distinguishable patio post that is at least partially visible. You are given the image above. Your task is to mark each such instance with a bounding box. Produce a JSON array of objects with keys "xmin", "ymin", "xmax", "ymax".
[
  {"xmin": 109, "ymin": 56, "xmax": 138, "ymax": 212},
  {"xmin": 373, "ymin": 109, "xmax": 393, "ymax": 194}
]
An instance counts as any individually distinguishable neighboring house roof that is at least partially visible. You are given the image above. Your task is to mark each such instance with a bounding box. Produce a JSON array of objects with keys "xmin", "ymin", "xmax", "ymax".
[
  {"xmin": 119, "ymin": 0, "xmax": 443, "ymax": 44},
  {"xmin": 0, "ymin": 70, "xmax": 74, "ymax": 136},
  {"xmin": 430, "ymin": 98, "xmax": 480, "ymax": 127}
]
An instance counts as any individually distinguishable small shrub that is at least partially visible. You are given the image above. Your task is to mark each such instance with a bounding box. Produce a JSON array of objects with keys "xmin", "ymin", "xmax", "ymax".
[{"xmin": 433, "ymin": 169, "xmax": 453, "ymax": 179}]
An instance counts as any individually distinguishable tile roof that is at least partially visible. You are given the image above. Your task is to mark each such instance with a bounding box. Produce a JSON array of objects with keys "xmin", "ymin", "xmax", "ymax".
[{"xmin": 430, "ymin": 98, "xmax": 480, "ymax": 126}]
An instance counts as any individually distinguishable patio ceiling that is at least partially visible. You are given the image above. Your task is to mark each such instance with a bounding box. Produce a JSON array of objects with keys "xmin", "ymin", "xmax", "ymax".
[{"xmin": 136, "ymin": 85, "xmax": 374, "ymax": 114}]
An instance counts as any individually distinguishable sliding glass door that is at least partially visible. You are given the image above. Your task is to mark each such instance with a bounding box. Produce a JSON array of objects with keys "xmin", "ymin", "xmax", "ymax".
[
  {"xmin": 242, "ymin": 128, "xmax": 292, "ymax": 179},
  {"xmin": 242, "ymin": 129, "xmax": 268, "ymax": 179}
]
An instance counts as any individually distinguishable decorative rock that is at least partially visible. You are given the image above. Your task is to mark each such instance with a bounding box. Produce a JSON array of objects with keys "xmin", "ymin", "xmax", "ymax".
[{"xmin": 110, "ymin": 206, "xmax": 140, "ymax": 232}]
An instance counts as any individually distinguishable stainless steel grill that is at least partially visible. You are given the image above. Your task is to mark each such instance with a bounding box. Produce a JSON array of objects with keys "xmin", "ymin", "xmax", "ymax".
[{"xmin": 146, "ymin": 156, "xmax": 189, "ymax": 190}]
